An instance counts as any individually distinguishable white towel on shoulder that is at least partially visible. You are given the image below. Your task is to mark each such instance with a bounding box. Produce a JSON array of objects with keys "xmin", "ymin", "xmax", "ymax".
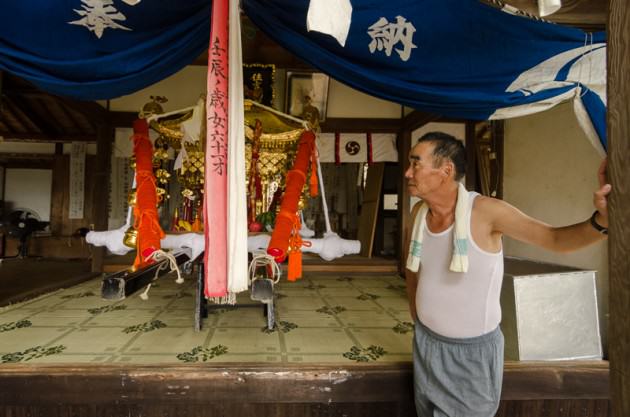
[{"xmin": 406, "ymin": 182, "xmax": 470, "ymax": 273}]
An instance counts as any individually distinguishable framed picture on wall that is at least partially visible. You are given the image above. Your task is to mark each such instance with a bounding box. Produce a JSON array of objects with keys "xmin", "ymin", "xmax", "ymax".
[
  {"xmin": 285, "ymin": 71, "xmax": 329, "ymax": 123},
  {"xmin": 243, "ymin": 63, "xmax": 276, "ymax": 107}
]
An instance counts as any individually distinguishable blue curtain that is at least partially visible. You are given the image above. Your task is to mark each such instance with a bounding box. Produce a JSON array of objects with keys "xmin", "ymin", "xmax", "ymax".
[
  {"xmin": 0, "ymin": 0, "xmax": 606, "ymax": 148},
  {"xmin": 243, "ymin": 0, "xmax": 606, "ymax": 148},
  {"xmin": 0, "ymin": 1, "xmax": 211, "ymax": 100}
]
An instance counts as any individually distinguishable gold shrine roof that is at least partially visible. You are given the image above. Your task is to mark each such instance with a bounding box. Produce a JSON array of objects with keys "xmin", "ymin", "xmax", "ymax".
[
  {"xmin": 145, "ymin": 98, "xmax": 306, "ymax": 149},
  {"xmin": 244, "ymin": 99, "xmax": 305, "ymax": 147}
]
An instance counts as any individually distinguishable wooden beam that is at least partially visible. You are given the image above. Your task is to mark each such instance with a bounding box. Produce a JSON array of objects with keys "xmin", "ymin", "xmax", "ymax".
[
  {"xmin": 0, "ymin": 364, "xmax": 414, "ymax": 405},
  {"xmin": 0, "ymin": 361, "xmax": 609, "ymax": 407},
  {"xmin": 321, "ymin": 118, "xmax": 401, "ymax": 133},
  {"xmin": 607, "ymin": 1, "xmax": 630, "ymax": 416},
  {"xmin": 0, "ymin": 133, "xmax": 96, "ymax": 143},
  {"xmin": 501, "ymin": 361, "xmax": 609, "ymax": 400},
  {"xmin": 0, "ymin": 153, "xmax": 55, "ymax": 170},
  {"xmin": 401, "ymin": 110, "xmax": 442, "ymax": 131},
  {"xmin": 495, "ymin": 0, "xmax": 606, "ymax": 28},
  {"xmin": 0, "ymin": 160, "xmax": 54, "ymax": 170}
]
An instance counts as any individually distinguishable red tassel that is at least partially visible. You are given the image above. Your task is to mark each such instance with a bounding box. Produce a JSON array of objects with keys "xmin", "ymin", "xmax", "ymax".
[
  {"xmin": 288, "ymin": 249, "xmax": 302, "ymax": 282},
  {"xmin": 286, "ymin": 211, "xmax": 304, "ymax": 281}
]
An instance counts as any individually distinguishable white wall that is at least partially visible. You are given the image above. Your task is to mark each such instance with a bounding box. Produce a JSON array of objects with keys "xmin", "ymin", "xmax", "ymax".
[
  {"xmin": 106, "ymin": 65, "xmax": 403, "ymax": 119},
  {"xmin": 108, "ymin": 66, "xmax": 208, "ymax": 113},
  {"xmin": 327, "ymin": 79, "xmax": 402, "ymax": 118},
  {"xmin": 4, "ymin": 169, "xmax": 53, "ymax": 221},
  {"xmin": 0, "ymin": 142, "xmax": 55, "ymax": 154},
  {"xmin": 503, "ymin": 101, "xmax": 609, "ymax": 352},
  {"xmin": 0, "ymin": 144, "xmax": 94, "ymax": 223}
]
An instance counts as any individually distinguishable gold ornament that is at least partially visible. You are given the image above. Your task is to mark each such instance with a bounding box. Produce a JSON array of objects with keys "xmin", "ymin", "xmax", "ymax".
[
  {"xmin": 123, "ymin": 226, "xmax": 138, "ymax": 248},
  {"xmin": 138, "ymin": 95, "xmax": 168, "ymax": 119},
  {"xmin": 127, "ymin": 189, "xmax": 137, "ymax": 207},
  {"xmin": 155, "ymin": 168, "xmax": 171, "ymax": 184},
  {"xmin": 181, "ymin": 189, "xmax": 194, "ymax": 199}
]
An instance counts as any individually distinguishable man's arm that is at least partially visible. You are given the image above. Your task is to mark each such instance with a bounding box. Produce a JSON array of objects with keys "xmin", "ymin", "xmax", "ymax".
[
  {"xmin": 405, "ymin": 268, "xmax": 418, "ymax": 321},
  {"xmin": 403, "ymin": 202, "xmax": 423, "ymax": 321},
  {"xmin": 485, "ymin": 159, "xmax": 610, "ymax": 253}
]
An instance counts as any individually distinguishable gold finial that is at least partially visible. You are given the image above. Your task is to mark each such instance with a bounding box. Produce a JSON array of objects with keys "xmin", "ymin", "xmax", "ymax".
[{"xmin": 139, "ymin": 95, "xmax": 168, "ymax": 119}]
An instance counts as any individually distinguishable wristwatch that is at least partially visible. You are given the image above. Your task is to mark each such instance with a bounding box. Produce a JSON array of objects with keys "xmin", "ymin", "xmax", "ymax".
[{"xmin": 589, "ymin": 211, "xmax": 608, "ymax": 235}]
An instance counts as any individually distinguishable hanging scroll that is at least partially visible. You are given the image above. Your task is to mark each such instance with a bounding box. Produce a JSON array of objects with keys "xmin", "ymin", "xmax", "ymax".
[{"xmin": 69, "ymin": 142, "xmax": 86, "ymax": 219}]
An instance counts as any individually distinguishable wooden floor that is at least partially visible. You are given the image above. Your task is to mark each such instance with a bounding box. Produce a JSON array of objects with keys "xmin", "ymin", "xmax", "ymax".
[
  {"xmin": 0, "ymin": 361, "xmax": 610, "ymax": 416},
  {"xmin": 0, "ymin": 257, "xmax": 98, "ymax": 307},
  {"xmin": 300, "ymin": 254, "xmax": 399, "ymax": 273}
]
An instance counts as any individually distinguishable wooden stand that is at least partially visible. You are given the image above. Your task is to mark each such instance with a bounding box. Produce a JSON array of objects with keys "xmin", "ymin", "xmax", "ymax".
[{"xmin": 194, "ymin": 258, "xmax": 275, "ymax": 332}]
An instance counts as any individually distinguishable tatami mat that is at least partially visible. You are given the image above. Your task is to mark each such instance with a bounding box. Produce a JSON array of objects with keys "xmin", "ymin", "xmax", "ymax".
[{"xmin": 0, "ymin": 273, "xmax": 413, "ymax": 364}]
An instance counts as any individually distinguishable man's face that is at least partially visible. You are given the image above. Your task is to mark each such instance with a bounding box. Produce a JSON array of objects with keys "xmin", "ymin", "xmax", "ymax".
[{"xmin": 404, "ymin": 141, "xmax": 445, "ymax": 198}]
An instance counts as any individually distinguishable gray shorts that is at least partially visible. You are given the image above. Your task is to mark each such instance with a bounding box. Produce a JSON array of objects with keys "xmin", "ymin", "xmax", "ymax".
[{"xmin": 413, "ymin": 320, "xmax": 504, "ymax": 417}]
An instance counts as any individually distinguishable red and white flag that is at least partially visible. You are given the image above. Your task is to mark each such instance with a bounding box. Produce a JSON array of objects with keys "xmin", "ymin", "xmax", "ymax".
[
  {"xmin": 204, "ymin": 0, "xmax": 248, "ymax": 302},
  {"xmin": 204, "ymin": 0, "xmax": 229, "ymax": 300}
]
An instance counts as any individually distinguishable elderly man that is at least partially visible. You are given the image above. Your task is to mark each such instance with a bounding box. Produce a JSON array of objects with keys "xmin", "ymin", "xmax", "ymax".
[{"xmin": 404, "ymin": 131, "xmax": 610, "ymax": 417}]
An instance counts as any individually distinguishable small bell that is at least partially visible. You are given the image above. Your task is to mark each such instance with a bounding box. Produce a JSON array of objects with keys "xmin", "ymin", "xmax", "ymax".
[
  {"xmin": 123, "ymin": 226, "xmax": 138, "ymax": 248},
  {"xmin": 128, "ymin": 189, "xmax": 137, "ymax": 206}
]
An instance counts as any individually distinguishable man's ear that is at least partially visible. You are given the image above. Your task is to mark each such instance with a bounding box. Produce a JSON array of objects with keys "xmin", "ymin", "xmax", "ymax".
[{"xmin": 441, "ymin": 161, "xmax": 454, "ymax": 178}]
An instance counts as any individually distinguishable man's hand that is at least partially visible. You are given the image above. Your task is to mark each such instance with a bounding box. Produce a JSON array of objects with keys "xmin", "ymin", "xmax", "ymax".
[{"xmin": 594, "ymin": 158, "xmax": 611, "ymax": 227}]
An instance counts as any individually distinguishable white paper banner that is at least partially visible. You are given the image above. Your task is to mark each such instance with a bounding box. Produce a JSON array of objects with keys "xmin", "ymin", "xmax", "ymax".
[
  {"xmin": 317, "ymin": 133, "xmax": 398, "ymax": 163},
  {"xmin": 69, "ymin": 142, "xmax": 86, "ymax": 219}
]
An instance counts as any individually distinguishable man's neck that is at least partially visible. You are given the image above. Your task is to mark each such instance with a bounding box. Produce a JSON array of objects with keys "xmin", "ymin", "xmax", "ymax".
[{"xmin": 424, "ymin": 182, "xmax": 459, "ymax": 222}]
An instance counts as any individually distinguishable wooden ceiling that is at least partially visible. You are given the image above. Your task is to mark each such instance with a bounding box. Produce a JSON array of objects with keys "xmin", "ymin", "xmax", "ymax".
[
  {"xmin": 0, "ymin": 0, "xmax": 606, "ymax": 146},
  {"xmin": 498, "ymin": 0, "xmax": 606, "ymax": 28},
  {"xmin": 0, "ymin": 73, "xmax": 103, "ymax": 143}
]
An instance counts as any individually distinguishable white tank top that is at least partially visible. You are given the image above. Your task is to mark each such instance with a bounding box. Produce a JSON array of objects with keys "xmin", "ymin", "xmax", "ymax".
[{"xmin": 416, "ymin": 192, "xmax": 503, "ymax": 338}]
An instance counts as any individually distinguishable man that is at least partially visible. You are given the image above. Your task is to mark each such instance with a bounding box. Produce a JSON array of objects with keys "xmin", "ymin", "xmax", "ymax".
[{"xmin": 404, "ymin": 131, "xmax": 610, "ymax": 417}]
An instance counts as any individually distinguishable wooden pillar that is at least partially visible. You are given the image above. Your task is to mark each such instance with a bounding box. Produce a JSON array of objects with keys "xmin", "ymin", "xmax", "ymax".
[
  {"xmin": 465, "ymin": 121, "xmax": 477, "ymax": 192},
  {"xmin": 607, "ymin": 1, "xmax": 630, "ymax": 416},
  {"xmin": 49, "ymin": 143, "xmax": 65, "ymax": 236},
  {"xmin": 491, "ymin": 120, "xmax": 505, "ymax": 200},
  {"xmin": 91, "ymin": 123, "xmax": 114, "ymax": 273}
]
